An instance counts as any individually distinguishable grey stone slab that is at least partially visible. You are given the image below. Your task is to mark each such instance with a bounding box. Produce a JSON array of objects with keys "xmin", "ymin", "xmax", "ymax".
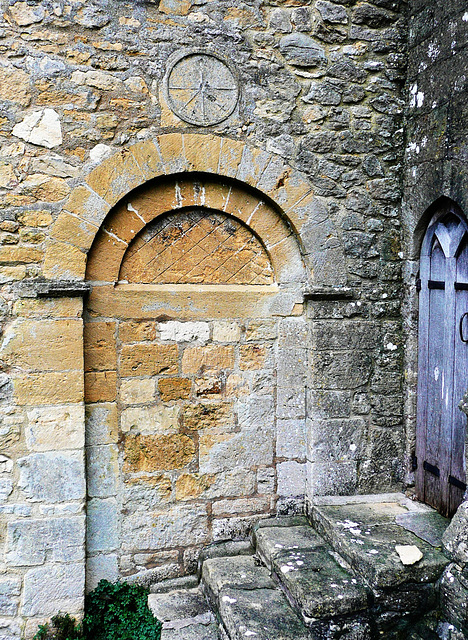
[
  {"xmin": 396, "ymin": 511, "xmax": 450, "ymax": 547},
  {"xmin": 312, "ymin": 505, "xmax": 449, "ymax": 589},
  {"xmin": 254, "ymin": 515, "xmax": 309, "ymax": 530},
  {"xmin": 148, "ymin": 588, "xmax": 211, "ymax": 623},
  {"xmin": 255, "ymin": 524, "xmax": 324, "ymax": 567},
  {"xmin": 202, "ymin": 555, "xmax": 275, "ymax": 598},
  {"xmin": 272, "ymin": 547, "xmax": 368, "ymax": 619},
  {"xmin": 162, "ymin": 622, "xmax": 220, "ymax": 640},
  {"xmin": 217, "ymin": 587, "xmax": 310, "ymax": 640},
  {"xmin": 150, "ymin": 575, "xmax": 199, "ymax": 594}
]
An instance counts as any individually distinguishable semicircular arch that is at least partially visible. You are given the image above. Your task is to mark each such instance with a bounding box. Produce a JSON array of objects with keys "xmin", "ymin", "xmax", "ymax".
[{"xmin": 44, "ymin": 133, "xmax": 347, "ymax": 286}]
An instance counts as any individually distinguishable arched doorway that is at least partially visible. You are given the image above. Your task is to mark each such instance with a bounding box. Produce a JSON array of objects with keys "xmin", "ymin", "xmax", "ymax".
[
  {"xmin": 416, "ymin": 202, "xmax": 468, "ymax": 517},
  {"xmin": 83, "ymin": 174, "xmax": 308, "ymax": 584}
]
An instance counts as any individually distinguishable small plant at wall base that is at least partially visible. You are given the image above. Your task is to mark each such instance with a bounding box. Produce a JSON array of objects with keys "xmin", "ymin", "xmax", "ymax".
[{"xmin": 33, "ymin": 581, "xmax": 162, "ymax": 640}]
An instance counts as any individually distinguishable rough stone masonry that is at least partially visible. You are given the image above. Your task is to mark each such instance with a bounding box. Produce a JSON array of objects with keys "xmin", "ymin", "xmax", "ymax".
[{"xmin": 0, "ymin": 0, "xmax": 465, "ymax": 637}]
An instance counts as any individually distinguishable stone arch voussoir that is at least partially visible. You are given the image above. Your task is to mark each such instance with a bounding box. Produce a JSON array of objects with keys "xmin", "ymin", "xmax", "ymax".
[{"xmin": 44, "ymin": 133, "xmax": 347, "ymax": 286}]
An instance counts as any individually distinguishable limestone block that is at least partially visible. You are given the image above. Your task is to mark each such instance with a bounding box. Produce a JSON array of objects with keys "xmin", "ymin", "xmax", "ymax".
[
  {"xmin": 85, "ymin": 371, "xmax": 117, "ymax": 403},
  {"xmin": 199, "ymin": 430, "xmax": 274, "ymax": 474},
  {"xmin": 212, "ymin": 515, "xmax": 268, "ymax": 542},
  {"xmin": 159, "ymin": 321, "xmax": 210, "ymax": 343},
  {"xmin": 6, "ymin": 517, "xmax": 85, "ymax": 566},
  {"xmin": 182, "ymin": 402, "xmax": 234, "ymax": 431},
  {"xmin": 212, "ymin": 497, "xmax": 270, "ymax": 517},
  {"xmin": 26, "ymin": 405, "xmax": 85, "ymax": 451},
  {"xmin": 84, "ymin": 321, "xmax": 116, "ymax": 372},
  {"xmin": 14, "ymin": 371, "xmax": 84, "ymax": 405},
  {"xmin": 86, "ymin": 555, "xmax": 119, "ymax": 592},
  {"xmin": 316, "ymin": 1, "xmax": 348, "ymax": 24},
  {"xmin": 277, "ymin": 461, "xmax": 306, "ymax": 497},
  {"xmin": 123, "ymin": 475, "xmax": 172, "ymax": 511},
  {"xmin": 308, "ymin": 418, "xmax": 365, "ymax": 463},
  {"xmin": 120, "ymin": 379, "xmax": 156, "ymax": 405},
  {"xmin": 236, "ymin": 396, "xmax": 274, "ymax": 430},
  {"xmin": 0, "ymin": 246, "xmax": 43, "ymax": 264},
  {"xmin": 0, "ymin": 578, "xmax": 21, "ymax": 616},
  {"xmin": 239, "ymin": 344, "xmax": 269, "ymax": 370},
  {"xmin": 120, "ymin": 344, "xmax": 178, "ymax": 377},
  {"xmin": 22, "ymin": 563, "xmax": 85, "ymax": 617},
  {"xmin": 73, "ymin": 5, "xmax": 110, "ymax": 28},
  {"xmin": 279, "ymin": 33, "xmax": 327, "ymax": 67},
  {"xmin": 257, "ymin": 467, "xmax": 276, "ymax": 494},
  {"xmin": 87, "ymin": 445, "xmax": 118, "ymax": 498},
  {"xmin": 1, "ymin": 319, "xmax": 82, "ymax": 371},
  {"xmin": 123, "ymin": 433, "xmax": 195, "ymax": 472},
  {"xmin": 8, "ymin": 2, "xmax": 45, "ymax": 25},
  {"xmin": 277, "ymin": 387, "xmax": 306, "ymax": 420},
  {"xmin": 85, "ymin": 403, "xmax": 118, "ymax": 446},
  {"xmin": 13, "ymin": 298, "xmax": 82, "ymax": 319},
  {"xmin": 443, "ymin": 501, "xmax": 468, "ymax": 567},
  {"xmin": 0, "ymin": 66, "xmax": 31, "ymax": 106},
  {"xmin": 18, "ymin": 452, "xmax": 85, "ymax": 503},
  {"xmin": 87, "ymin": 498, "xmax": 119, "ymax": 553},
  {"xmin": 0, "ymin": 478, "xmax": 13, "ymax": 502},
  {"xmin": 276, "ymin": 419, "xmax": 306, "ymax": 459},
  {"xmin": 159, "ymin": 378, "xmax": 192, "ymax": 401},
  {"xmin": 12, "ymin": 109, "xmax": 62, "ymax": 149},
  {"xmin": 182, "ymin": 346, "xmax": 235, "ymax": 375},
  {"xmin": 0, "ymin": 618, "xmax": 20, "ymax": 639},
  {"xmin": 64, "ymin": 185, "xmax": 109, "ymax": 228},
  {"xmin": 440, "ymin": 563, "xmax": 468, "ymax": 634},
  {"xmin": 71, "ymin": 70, "xmax": 121, "ymax": 91},
  {"xmin": 43, "ymin": 240, "xmax": 87, "ymax": 280},
  {"xmin": 212, "ymin": 321, "xmax": 241, "ymax": 343},
  {"xmin": 121, "ymin": 405, "xmax": 180, "ymax": 434},
  {"xmin": 118, "ymin": 321, "xmax": 158, "ymax": 343},
  {"xmin": 245, "ymin": 320, "xmax": 277, "ymax": 341},
  {"xmin": 176, "ymin": 468, "xmax": 255, "ymax": 501},
  {"xmin": 226, "ymin": 374, "xmax": 249, "ymax": 397},
  {"xmin": 121, "ymin": 504, "xmax": 209, "ymax": 551}
]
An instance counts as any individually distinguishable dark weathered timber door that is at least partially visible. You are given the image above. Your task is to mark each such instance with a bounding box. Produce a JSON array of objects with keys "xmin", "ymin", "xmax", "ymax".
[{"xmin": 416, "ymin": 208, "xmax": 468, "ymax": 517}]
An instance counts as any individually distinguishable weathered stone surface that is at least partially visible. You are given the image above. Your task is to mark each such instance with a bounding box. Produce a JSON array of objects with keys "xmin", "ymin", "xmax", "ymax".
[
  {"xmin": 312, "ymin": 503, "xmax": 449, "ymax": 589},
  {"xmin": 26, "ymin": 405, "xmax": 84, "ymax": 451},
  {"xmin": 122, "ymin": 504, "xmax": 209, "ymax": 550},
  {"xmin": 182, "ymin": 402, "xmax": 234, "ymax": 431},
  {"xmin": 121, "ymin": 405, "xmax": 180, "ymax": 435},
  {"xmin": 159, "ymin": 378, "xmax": 192, "ymax": 401},
  {"xmin": 217, "ymin": 587, "xmax": 310, "ymax": 640},
  {"xmin": 0, "ymin": 578, "xmax": 21, "ymax": 616},
  {"xmin": 87, "ymin": 445, "xmax": 118, "ymax": 498},
  {"xmin": 18, "ymin": 452, "xmax": 85, "ymax": 503},
  {"xmin": 160, "ymin": 322, "xmax": 210, "ymax": 343},
  {"xmin": 182, "ymin": 346, "xmax": 235, "ymax": 375},
  {"xmin": 6, "ymin": 517, "xmax": 85, "ymax": 566},
  {"xmin": 440, "ymin": 564, "xmax": 468, "ymax": 635},
  {"xmin": 203, "ymin": 556, "xmax": 275, "ymax": 597},
  {"xmin": 443, "ymin": 501, "xmax": 468, "ymax": 567},
  {"xmin": 120, "ymin": 344, "xmax": 178, "ymax": 377},
  {"xmin": 87, "ymin": 498, "xmax": 119, "ymax": 553},
  {"xmin": 12, "ymin": 109, "xmax": 62, "ymax": 149},
  {"xmin": 279, "ymin": 34, "xmax": 327, "ymax": 67},
  {"xmin": 22, "ymin": 564, "xmax": 85, "ymax": 616},
  {"xmin": 124, "ymin": 434, "xmax": 195, "ymax": 472}
]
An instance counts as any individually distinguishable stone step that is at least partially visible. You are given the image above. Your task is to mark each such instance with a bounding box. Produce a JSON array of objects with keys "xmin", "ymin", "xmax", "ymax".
[
  {"xmin": 148, "ymin": 587, "xmax": 221, "ymax": 640},
  {"xmin": 202, "ymin": 554, "xmax": 311, "ymax": 640},
  {"xmin": 311, "ymin": 500, "xmax": 449, "ymax": 590},
  {"xmin": 254, "ymin": 524, "xmax": 369, "ymax": 621}
]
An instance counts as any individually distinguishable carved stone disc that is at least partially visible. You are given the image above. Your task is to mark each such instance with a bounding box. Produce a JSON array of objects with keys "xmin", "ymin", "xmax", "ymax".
[{"xmin": 166, "ymin": 53, "xmax": 239, "ymax": 126}]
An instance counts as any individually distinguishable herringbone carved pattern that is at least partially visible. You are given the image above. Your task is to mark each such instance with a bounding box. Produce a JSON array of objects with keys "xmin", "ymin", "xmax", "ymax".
[{"xmin": 120, "ymin": 210, "xmax": 274, "ymax": 285}]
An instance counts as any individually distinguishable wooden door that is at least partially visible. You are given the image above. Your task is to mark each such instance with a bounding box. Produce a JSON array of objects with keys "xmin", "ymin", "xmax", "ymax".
[{"xmin": 416, "ymin": 208, "xmax": 468, "ymax": 517}]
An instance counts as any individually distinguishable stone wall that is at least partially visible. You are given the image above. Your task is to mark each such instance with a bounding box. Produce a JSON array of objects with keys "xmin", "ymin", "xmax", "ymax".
[
  {"xmin": 0, "ymin": 0, "xmax": 408, "ymax": 635},
  {"xmin": 402, "ymin": 0, "xmax": 468, "ymax": 487}
]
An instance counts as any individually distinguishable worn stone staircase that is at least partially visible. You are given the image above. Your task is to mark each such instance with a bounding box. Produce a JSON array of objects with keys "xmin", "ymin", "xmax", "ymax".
[{"xmin": 148, "ymin": 495, "xmax": 450, "ymax": 640}]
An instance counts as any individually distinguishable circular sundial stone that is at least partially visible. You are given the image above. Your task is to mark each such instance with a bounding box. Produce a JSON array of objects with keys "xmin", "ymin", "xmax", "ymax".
[{"xmin": 166, "ymin": 53, "xmax": 239, "ymax": 126}]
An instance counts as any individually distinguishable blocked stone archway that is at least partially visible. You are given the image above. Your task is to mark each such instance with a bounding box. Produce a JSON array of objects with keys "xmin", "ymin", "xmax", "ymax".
[{"xmin": 82, "ymin": 168, "xmax": 311, "ymax": 587}]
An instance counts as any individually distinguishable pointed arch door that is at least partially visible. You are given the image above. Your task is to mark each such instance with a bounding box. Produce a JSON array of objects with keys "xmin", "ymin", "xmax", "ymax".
[{"xmin": 416, "ymin": 207, "xmax": 468, "ymax": 517}]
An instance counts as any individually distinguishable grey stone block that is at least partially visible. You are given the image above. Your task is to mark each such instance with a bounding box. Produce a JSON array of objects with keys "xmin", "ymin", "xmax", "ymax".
[
  {"xmin": 0, "ymin": 578, "xmax": 21, "ymax": 616},
  {"xmin": 18, "ymin": 452, "xmax": 85, "ymax": 503},
  {"xmin": 6, "ymin": 517, "xmax": 85, "ymax": 566},
  {"xmin": 22, "ymin": 563, "xmax": 85, "ymax": 617}
]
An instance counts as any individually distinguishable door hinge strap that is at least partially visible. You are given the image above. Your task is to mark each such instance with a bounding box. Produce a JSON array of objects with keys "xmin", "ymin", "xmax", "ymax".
[
  {"xmin": 423, "ymin": 461, "xmax": 440, "ymax": 477},
  {"xmin": 428, "ymin": 280, "xmax": 445, "ymax": 290},
  {"xmin": 449, "ymin": 475, "xmax": 467, "ymax": 491},
  {"xmin": 455, "ymin": 282, "xmax": 468, "ymax": 291}
]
